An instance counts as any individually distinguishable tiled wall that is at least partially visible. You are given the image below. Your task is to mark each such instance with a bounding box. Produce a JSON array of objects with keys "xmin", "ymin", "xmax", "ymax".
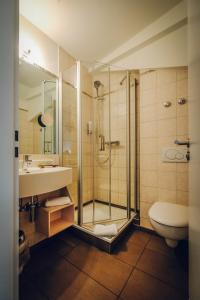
[{"xmin": 139, "ymin": 67, "xmax": 189, "ymax": 229}]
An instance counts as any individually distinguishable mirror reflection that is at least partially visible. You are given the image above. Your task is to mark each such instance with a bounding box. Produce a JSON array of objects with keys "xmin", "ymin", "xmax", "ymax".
[{"xmin": 19, "ymin": 60, "xmax": 58, "ymax": 154}]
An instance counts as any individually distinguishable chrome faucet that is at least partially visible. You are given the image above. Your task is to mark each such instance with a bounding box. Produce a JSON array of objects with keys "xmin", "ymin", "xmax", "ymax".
[{"xmin": 23, "ymin": 154, "xmax": 32, "ymax": 170}]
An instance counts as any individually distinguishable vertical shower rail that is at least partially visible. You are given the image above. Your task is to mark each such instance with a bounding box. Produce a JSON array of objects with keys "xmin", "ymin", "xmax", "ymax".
[{"xmin": 77, "ymin": 61, "xmax": 83, "ymax": 226}]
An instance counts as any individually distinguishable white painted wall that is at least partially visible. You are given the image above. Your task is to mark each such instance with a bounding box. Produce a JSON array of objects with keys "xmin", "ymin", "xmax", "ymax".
[
  {"xmin": 19, "ymin": 15, "xmax": 58, "ymax": 76},
  {"xmin": 101, "ymin": 0, "xmax": 188, "ymax": 69},
  {"xmin": 115, "ymin": 25, "xmax": 187, "ymax": 69},
  {"xmin": 188, "ymin": 1, "xmax": 200, "ymax": 299},
  {"xmin": 0, "ymin": 0, "xmax": 18, "ymax": 299}
]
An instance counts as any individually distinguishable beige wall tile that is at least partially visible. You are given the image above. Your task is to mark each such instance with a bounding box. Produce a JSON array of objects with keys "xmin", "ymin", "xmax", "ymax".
[
  {"xmin": 177, "ymin": 163, "xmax": 188, "ymax": 173},
  {"xmin": 177, "ymin": 68, "xmax": 188, "ymax": 81},
  {"xmin": 177, "ymin": 173, "xmax": 188, "ymax": 192},
  {"xmin": 140, "ymin": 138, "xmax": 158, "ymax": 154},
  {"xmin": 177, "ymin": 79, "xmax": 188, "ymax": 98},
  {"xmin": 176, "ymin": 191, "xmax": 189, "ymax": 205},
  {"xmin": 140, "ymin": 105, "xmax": 157, "ymax": 123},
  {"xmin": 140, "ymin": 121, "xmax": 157, "ymax": 138},
  {"xmin": 140, "ymin": 154, "xmax": 158, "ymax": 171},
  {"xmin": 157, "ymin": 69, "xmax": 176, "ymax": 86},
  {"xmin": 158, "ymin": 160, "xmax": 176, "ymax": 172},
  {"xmin": 158, "ymin": 188, "xmax": 177, "ymax": 203},
  {"xmin": 158, "ymin": 118, "xmax": 176, "ymax": 137},
  {"xmin": 140, "ymin": 89, "xmax": 156, "ymax": 107},
  {"xmin": 158, "ymin": 171, "xmax": 176, "ymax": 190},
  {"xmin": 140, "ymin": 71, "xmax": 156, "ymax": 91},
  {"xmin": 140, "ymin": 170, "xmax": 158, "ymax": 187},
  {"xmin": 140, "ymin": 186, "xmax": 158, "ymax": 203},
  {"xmin": 177, "ymin": 116, "xmax": 188, "ymax": 136}
]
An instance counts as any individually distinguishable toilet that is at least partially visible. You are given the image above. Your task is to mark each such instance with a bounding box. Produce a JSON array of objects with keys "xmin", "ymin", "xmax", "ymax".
[{"xmin": 148, "ymin": 202, "xmax": 188, "ymax": 248}]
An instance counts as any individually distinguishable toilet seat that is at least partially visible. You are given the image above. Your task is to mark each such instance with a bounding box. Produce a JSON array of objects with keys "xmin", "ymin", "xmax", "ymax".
[{"xmin": 149, "ymin": 202, "xmax": 188, "ymax": 228}]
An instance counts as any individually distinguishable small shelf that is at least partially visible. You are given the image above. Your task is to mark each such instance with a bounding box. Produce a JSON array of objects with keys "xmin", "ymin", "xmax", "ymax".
[{"xmin": 36, "ymin": 200, "xmax": 74, "ymax": 237}]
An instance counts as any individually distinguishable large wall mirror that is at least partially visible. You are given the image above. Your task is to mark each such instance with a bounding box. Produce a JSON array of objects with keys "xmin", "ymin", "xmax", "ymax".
[{"xmin": 19, "ymin": 59, "xmax": 58, "ymax": 154}]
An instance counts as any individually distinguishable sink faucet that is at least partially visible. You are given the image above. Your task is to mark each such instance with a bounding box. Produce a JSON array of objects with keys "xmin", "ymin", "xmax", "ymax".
[{"xmin": 23, "ymin": 155, "xmax": 32, "ymax": 170}]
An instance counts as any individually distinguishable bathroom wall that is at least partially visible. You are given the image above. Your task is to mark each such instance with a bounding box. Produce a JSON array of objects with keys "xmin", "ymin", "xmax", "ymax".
[
  {"xmin": 139, "ymin": 67, "xmax": 189, "ymax": 229},
  {"xmin": 19, "ymin": 16, "xmax": 58, "ymax": 75}
]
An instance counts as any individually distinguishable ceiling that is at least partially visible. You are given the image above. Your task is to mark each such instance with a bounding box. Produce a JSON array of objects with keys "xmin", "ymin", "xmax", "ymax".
[{"xmin": 20, "ymin": 0, "xmax": 182, "ymax": 62}]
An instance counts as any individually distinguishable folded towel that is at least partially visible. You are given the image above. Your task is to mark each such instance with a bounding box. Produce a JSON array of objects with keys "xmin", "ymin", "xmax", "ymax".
[
  {"xmin": 45, "ymin": 197, "xmax": 71, "ymax": 207},
  {"xmin": 93, "ymin": 224, "xmax": 118, "ymax": 237}
]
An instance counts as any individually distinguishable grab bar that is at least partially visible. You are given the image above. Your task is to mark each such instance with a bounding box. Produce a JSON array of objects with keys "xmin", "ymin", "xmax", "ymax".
[
  {"xmin": 105, "ymin": 140, "xmax": 120, "ymax": 146},
  {"xmin": 174, "ymin": 139, "xmax": 190, "ymax": 147}
]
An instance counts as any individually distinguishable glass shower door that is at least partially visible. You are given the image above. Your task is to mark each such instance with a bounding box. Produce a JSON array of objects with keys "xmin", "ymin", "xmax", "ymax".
[{"xmin": 81, "ymin": 63, "xmax": 112, "ymax": 227}]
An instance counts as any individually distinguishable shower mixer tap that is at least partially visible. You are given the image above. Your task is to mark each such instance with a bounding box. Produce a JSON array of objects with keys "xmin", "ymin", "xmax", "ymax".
[{"xmin": 99, "ymin": 134, "xmax": 105, "ymax": 151}]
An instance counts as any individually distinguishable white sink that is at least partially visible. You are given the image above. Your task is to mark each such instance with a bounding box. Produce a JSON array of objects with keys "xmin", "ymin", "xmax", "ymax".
[{"xmin": 19, "ymin": 166, "xmax": 72, "ymax": 198}]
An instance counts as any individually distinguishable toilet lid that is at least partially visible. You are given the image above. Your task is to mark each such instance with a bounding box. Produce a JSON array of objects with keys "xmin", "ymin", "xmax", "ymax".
[{"xmin": 149, "ymin": 202, "xmax": 188, "ymax": 227}]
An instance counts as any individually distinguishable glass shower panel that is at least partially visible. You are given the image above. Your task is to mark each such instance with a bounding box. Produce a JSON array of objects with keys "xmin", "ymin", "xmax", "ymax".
[
  {"xmin": 81, "ymin": 63, "xmax": 111, "ymax": 226},
  {"xmin": 62, "ymin": 64, "xmax": 78, "ymax": 218},
  {"xmin": 109, "ymin": 68, "xmax": 128, "ymax": 225}
]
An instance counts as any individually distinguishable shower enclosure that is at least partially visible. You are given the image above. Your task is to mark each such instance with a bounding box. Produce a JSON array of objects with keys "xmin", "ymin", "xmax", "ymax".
[{"xmin": 62, "ymin": 61, "xmax": 138, "ymax": 243}]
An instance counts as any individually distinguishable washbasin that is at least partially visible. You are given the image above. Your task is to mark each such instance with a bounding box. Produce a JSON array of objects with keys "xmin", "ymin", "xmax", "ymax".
[{"xmin": 19, "ymin": 166, "xmax": 72, "ymax": 198}]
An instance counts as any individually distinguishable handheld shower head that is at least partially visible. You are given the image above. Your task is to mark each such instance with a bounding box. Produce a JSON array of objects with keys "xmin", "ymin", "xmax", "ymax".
[{"xmin": 94, "ymin": 80, "xmax": 102, "ymax": 97}]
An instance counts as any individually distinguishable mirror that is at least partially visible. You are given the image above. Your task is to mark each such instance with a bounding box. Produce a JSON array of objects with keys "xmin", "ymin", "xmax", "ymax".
[{"xmin": 19, "ymin": 60, "xmax": 58, "ymax": 154}]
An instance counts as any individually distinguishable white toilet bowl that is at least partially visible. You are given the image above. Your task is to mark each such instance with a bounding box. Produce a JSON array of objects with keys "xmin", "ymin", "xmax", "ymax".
[{"xmin": 148, "ymin": 202, "xmax": 188, "ymax": 248}]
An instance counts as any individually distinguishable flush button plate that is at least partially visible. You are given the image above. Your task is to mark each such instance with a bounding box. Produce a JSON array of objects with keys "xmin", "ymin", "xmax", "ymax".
[{"xmin": 162, "ymin": 147, "xmax": 188, "ymax": 163}]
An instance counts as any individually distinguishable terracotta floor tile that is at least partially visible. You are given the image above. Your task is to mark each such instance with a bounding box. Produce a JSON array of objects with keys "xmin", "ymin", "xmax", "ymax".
[
  {"xmin": 127, "ymin": 230, "xmax": 151, "ymax": 247},
  {"xmin": 66, "ymin": 242, "xmax": 132, "ymax": 295},
  {"xmin": 113, "ymin": 240, "xmax": 144, "ymax": 266},
  {"xmin": 31, "ymin": 254, "xmax": 116, "ymax": 300},
  {"xmin": 146, "ymin": 235, "xmax": 175, "ymax": 257},
  {"xmin": 19, "ymin": 277, "xmax": 48, "ymax": 300},
  {"xmin": 120, "ymin": 269, "xmax": 187, "ymax": 300},
  {"xmin": 23, "ymin": 247, "xmax": 61, "ymax": 279},
  {"xmin": 57, "ymin": 271, "xmax": 117, "ymax": 300},
  {"xmin": 47, "ymin": 237, "xmax": 75, "ymax": 257},
  {"xmin": 58, "ymin": 231, "xmax": 82, "ymax": 248},
  {"xmin": 137, "ymin": 248, "xmax": 188, "ymax": 293}
]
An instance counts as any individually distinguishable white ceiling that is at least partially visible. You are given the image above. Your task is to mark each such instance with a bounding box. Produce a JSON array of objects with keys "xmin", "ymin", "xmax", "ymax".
[{"xmin": 20, "ymin": 0, "xmax": 182, "ymax": 62}]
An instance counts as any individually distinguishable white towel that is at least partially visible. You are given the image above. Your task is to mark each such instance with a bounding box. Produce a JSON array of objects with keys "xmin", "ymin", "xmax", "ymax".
[
  {"xmin": 93, "ymin": 224, "xmax": 118, "ymax": 236},
  {"xmin": 45, "ymin": 197, "xmax": 71, "ymax": 207}
]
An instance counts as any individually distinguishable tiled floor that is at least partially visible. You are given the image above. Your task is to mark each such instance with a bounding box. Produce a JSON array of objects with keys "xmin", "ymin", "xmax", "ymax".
[{"xmin": 20, "ymin": 228, "xmax": 188, "ymax": 300}]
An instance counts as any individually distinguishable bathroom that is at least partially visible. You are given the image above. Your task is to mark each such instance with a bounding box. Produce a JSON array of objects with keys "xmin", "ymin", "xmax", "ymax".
[{"xmin": 1, "ymin": 0, "xmax": 200, "ymax": 299}]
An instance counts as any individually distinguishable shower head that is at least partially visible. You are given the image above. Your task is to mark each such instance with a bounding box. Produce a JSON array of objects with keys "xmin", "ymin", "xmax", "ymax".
[
  {"xmin": 94, "ymin": 80, "xmax": 102, "ymax": 89},
  {"xmin": 94, "ymin": 80, "xmax": 102, "ymax": 97}
]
